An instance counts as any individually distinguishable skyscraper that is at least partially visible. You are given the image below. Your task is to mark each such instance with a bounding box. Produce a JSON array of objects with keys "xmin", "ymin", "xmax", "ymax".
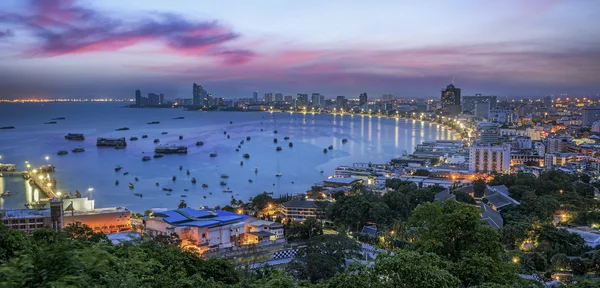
[
  {"xmin": 148, "ymin": 93, "xmax": 160, "ymax": 105},
  {"xmin": 253, "ymin": 91, "xmax": 258, "ymax": 102},
  {"xmin": 311, "ymin": 93, "xmax": 320, "ymax": 106},
  {"xmin": 382, "ymin": 94, "xmax": 394, "ymax": 102},
  {"xmin": 275, "ymin": 93, "xmax": 283, "ymax": 102},
  {"xmin": 336, "ymin": 96, "xmax": 347, "ymax": 110},
  {"xmin": 441, "ymin": 82, "xmax": 461, "ymax": 115},
  {"xmin": 297, "ymin": 94, "xmax": 308, "ymax": 106},
  {"xmin": 135, "ymin": 89, "xmax": 142, "ymax": 106},
  {"xmin": 193, "ymin": 83, "xmax": 208, "ymax": 106},
  {"xmin": 159, "ymin": 94, "xmax": 164, "ymax": 105},
  {"xmin": 284, "ymin": 95, "xmax": 293, "ymax": 103},
  {"xmin": 359, "ymin": 93, "xmax": 368, "ymax": 106},
  {"xmin": 319, "ymin": 95, "xmax": 325, "ymax": 105}
]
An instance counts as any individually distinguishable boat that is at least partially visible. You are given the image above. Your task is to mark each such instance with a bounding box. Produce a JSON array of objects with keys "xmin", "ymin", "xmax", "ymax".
[
  {"xmin": 181, "ymin": 195, "xmax": 187, "ymax": 197},
  {"xmin": 154, "ymin": 139, "xmax": 160, "ymax": 143},
  {"xmin": 1, "ymin": 191, "xmax": 12, "ymax": 196},
  {"xmin": 184, "ymin": 189, "xmax": 189, "ymax": 192},
  {"xmin": 342, "ymin": 138, "xmax": 348, "ymax": 143},
  {"xmin": 243, "ymin": 153, "xmax": 250, "ymax": 158},
  {"xmin": 57, "ymin": 150, "xmax": 68, "ymax": 155},
  {"xmin": 248, "ymin": 179, "xmax": 253, "ymax": 183},
  {"xmin": 155, "ymin": 145, "xmax": 187, "ymax": 154},
  {"xmin": 147, "ymin": 121, "xmax": 160, "ymax": 124},
  {"xmin": 192, "ymin": 178, "xmax": 198, "ymax": 184},
  {"xmin": 227, "ymin": 135, "xmax": 230, "ymax": 139},
  {"xmin": 320, "ymin": 170, "xmax": 324, "ymax": 174},
  {"xmin": 124, "ymin": 172, "xmax": 129, "ymax": 175},
  {"xmin": 156, "ymin": 182, "xmax": 159, "ymax": 186},
  {"xmin": 203, "ymin": 196, "xmax": 206, "ymax": 199},
  {"xmin": 172, "ymin": 176, "xmax": 176, "ymax": 181},
  {"xmin": 246, "ymin": 136, "xmax": 251, "ymax": 141},
  {"xmin": 115, "ymin": 145, "xmax": 125, "ymax": 150},
  {"xmin": 220, "ymin": 174, "xmax": 229, "ymax": 179},
  {"xmin": 237, "ymin": 145, "xmax": 241, "ymax": 149},
  {"xmin": 284, "ymin": 136, "xmax": 290, "ymax": 140},
  {"xmin": 115, "ymin": 180, "xmax": 119, "ymax": 185},
  {"xmin": 220, "ymin": 181, "xmax": 227, "ymax": 186},
  {"xmin": 162, "ymin": 132, "xmax": 168, "ymax": 135},
  {"xmin": 72, "ymin": 147, "xmax": 85, "ymax": 153},
  {"xmin": 142, "ymin": 156, "xmax": 151, "ymax": 161},
  {"xmin": 134, "ymin": 177, "xmax": 139, "ymax": 182},
  {"xmin": 323, "ymin": 148, "xmax": 328, "ymax": 153},
  {"xmin": 202, "ymin": 183, "xmax": 208, "ymax": 188},
  {"xmin": 289, "ymin": 142, "xmax": 293, "ymax": 147},
  {"xmin": 230, "ymin": 121, "xmax": 233, "ymax": 124},
  {"xmin": 276, "ymin": 146, "xmax": 282, "ymax": 151},
  {"xmin": 328, "ymin": 145, "xmax": 333, "ymax": 150},
  {"xmin": 179, "ymin": 136, "xmax": 183, "ymax": 140},
  {"xmin": 235, "ymin": 149, "xmax": 239, "ymax": 152},
  {"xmin": 255, "ymin": 167, "xmax": 258, "ymax": 173},
  {"xmin": 115, "ymin": 165, "xmax": 123, "ymax": 172},
  {"xmin": 44, "ymin": 121, "xmax": 57, "ymax": 124},
  {"xmin": 129, "ymin": 183, "xmax": 134, "ymax": 189},
  {"xmin": 0, "ymin": 126, "xmax": 15, "ymax": 129},
  {"xmin": 240, "ymin": 161, "xmax": 244, "ymax": 166},
  {"xmin": 240, "ymin": 140, "xmax": 245, "ymax": 144},
  {"xmin": 273, "ymin": 138, "xmax": 278, "ymax": 143},
  {"xmin": 173, "ymin": 117, "xmax": 185, "ymax": 119},
  {"xmin": 260, "ymin": 128, "xmax": 263, "ymax": 131},
  {"xmin": 274, "ymin": 130, "xmax": 278, "ymax": 134},
  {"xmin": 130, "ymin": 137, "xmax": 138, "ymax": 141},
  {"xmin": 134, "ymin": 193, "xmax": 142, "ymax": 197},
  {"xmin": 142, "ymin": 135, "xmax": 148, "ymax": 138},
  {"xmin": 179, "ymin": 166, "xmax": 182, "ymax": 170},
  {"xmin": 209, "ymin": 152, "xmax": 217, "ymax": 157},
  {"xmin": 223, "ymin": 131, "xmax": 227, "ymax": 135},
  {"xmin": 162, "ymin": 188, "xmax": 173, "ymax": 192},
  {"xmin": 186, "ymin": 170, "xmax": 190, "ymax": 175},
  {"xmin": 153, "ymin": 153, "xmax": 164, "ymax": 158},
  {"xmin": 116, "ymin": 127, "xmax": 129, "ymax": 131},
  {"xmin": 65, "ymin": 133, "xmax": 84, "ymax": 140},
  {"xmin": 97, "ymin": 137, "xmax": 127, "ymax": 147},
  {"xmin": 276, "ymin": 159, "xmax": 282, "ymax": 177},
  {"xmin": 52, "ymin": 117, "xmax": 66, "ymax": 120},
  {"xmin": 223, "ymin": 188, "xmax": 233, "ymax": 193},
  {"xmin": 167, "ymin": 193, "xmax": 171, "ymax": 196},
  {"xmin": 196, "ymin": 141, "xmax": 204, "ymax": 146}
]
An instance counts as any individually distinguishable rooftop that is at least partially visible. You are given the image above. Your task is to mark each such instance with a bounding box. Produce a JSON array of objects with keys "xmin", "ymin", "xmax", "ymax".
[
  {"xmin": 323, "ymin": 177, "xmax": 362, "ymax": 184},
  {"xmin": 283, "ymin": 200, "xmax": 319, "ymax": 209},
  {"xmin": 0, "ymin": 208, "xmax": 50, "ymax": 219},
  {"xmin": 149, "ymin": 208, "xmax": 248, "ymax": 228}
]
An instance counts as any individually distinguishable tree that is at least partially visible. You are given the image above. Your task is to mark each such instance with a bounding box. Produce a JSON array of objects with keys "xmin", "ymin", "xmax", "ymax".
[
  {"xmin": 550, "ymin": 253, "xmax": 569, "ymax": 271},
  {"xmin": 413, "ymin": 169, "xmax": 430, "ymax": 176},
  {"xmin": 286, "ymin": 234, "xmax": 360, "ymax": 283},
  {"xmin": 0, "ymin": 222, "xmax": 30, "ymax": 261},
  {"xmin": 252, "ymin": 192, "xmax": 273, "ymax": 211},
  {"xmin": 454, "ymin": 191, "xmax": 476, "ymax": 204},
  {"xmin": 473, "ymin": 178, "xmax": 487, "ymax": 198}
]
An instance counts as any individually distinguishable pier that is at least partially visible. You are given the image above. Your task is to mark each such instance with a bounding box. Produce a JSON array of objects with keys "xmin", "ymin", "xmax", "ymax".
[{"xmin": 0, "ymin": 164, "xmax": 58, "ymax": 199}]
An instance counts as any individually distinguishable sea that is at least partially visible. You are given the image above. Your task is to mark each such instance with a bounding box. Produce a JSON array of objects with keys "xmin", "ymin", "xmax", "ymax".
[{"xmin": 0, "ymin": 102, "xmax": 455, "ymax": 212}]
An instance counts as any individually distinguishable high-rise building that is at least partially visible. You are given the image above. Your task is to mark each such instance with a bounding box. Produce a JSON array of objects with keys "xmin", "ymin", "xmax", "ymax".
[
  {"xmin": 253, "ymin": 91, "xmax": 258, "ymax": 102},
  {"xmin": 543, "ymin": 96, "xmax": 552, "ymax": 108},
  {"xmin": 148, "ymin": 93, "xmax": 160, "ymax": 105},
  {"xmin": 336, "ymin": 96, "xmax": 347, "ymax": 110},
  {"xmin": 275, "ymin": 93, "xmax": 283, "ymax": 102},
  {"xmin": 264, "ymin": 93, "xmax": 274, "ymax": 103},
  {"xmin": 311, "ymin": 93, "xmax": 321, "ymax": 106},
  {"xmin": 462, "ymin": 95, "xmax": 497, "ymax": 112},
  {"xmin": 135, "ymin": 89, "xmax": 142, "ymax": 106},
  {"xmin": 319, "ymin": 95, "xmax": 325, "ymax": 105},
  {"xmin": 382, "ymin": 94, "xmax": 394, "ymax": 102},
  {"xmin": 284, "ymin": 95, "xmax": 293, "ymax": 103},
  {"xmin": 469, "ymin": 144, "xmax": 511, "ymax": 173},
  {"xmin": 474, "ymin": 101, "xmax": 490, "ymax": 119},
  {"xmin": 193, "ymin": 83, "xmax": 208, "ymax": 106},
  {"xmin": 359, "ymin": 93, "xmax": 368, "ymax": 106},
  {"xmin": 441, "ymin": 83, "xmax": 461, "ymax": 115},
  {"xmin": 583, "ymin": 107, "xmax": 600, "ymax": 126},
  {"xmin": 297, "ymin": 94, "xmax": 308, "ymax": 106},
  {"xmin": 159, "ymin": 94, "xmax": 164, "ymax": 105}
]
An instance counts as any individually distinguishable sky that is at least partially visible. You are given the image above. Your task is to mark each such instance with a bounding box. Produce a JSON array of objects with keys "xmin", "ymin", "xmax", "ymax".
[{"xmin": 0, "ymin": 0, "xmax": 598, "ymax": 99}]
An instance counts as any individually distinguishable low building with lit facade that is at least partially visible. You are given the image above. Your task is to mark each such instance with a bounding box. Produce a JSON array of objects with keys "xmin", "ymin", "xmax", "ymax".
[
  {"xmin": 282, "ymin": 200, "xmax": 329, "ymax": 221},
  {"xmin": 469, "ymin": 144, "xmax": 511, "ymax": 173}
]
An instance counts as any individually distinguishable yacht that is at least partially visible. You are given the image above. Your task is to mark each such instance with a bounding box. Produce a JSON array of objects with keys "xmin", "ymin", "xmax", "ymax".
[
  {"xmin": 240, "ymin": 161, "xmax": 244, "ymax": 166},
  {"xmin": 72, "ymin": 147, "xmax": 85, "ymax": 153},
  {"xmin": 153, "ymin": 153, "xmax": 164, "ymax": 158},
  {"xmin": 134, "ymin": 177, "xmax": 139, "ymax": 182},
  {"xmin": 248, "ymin": 179, "xmax": 253, "ymax": 183},
  {"xmin": 276, "ymin": 146, "xmax": 282, "ymax": 151},
  {"xmin": 284, "ymin": 136, "xmax": 290, "ymax": 140},
  {"xmin": 124, "ymin": 172, "xmax": 129, "ymax": 176},
  {"xmin": 289, "ymin": 142, "xmax": 293, "ymax": 147},
  {"xmin": 52, "ymin": 117, "xmax": 66, "ymax": 120},
  {"xmin": 255, "ymin": 167, "xmax": 258, "ymax": 173},
  {"xmin": 273, "ymin": 130, "xmax": 278, "ymax": 134},
  {"xmin": 172, "ymin": 176, "xmax": 176, "ymax": 181},
  {"xmin": 65, "ymin": 133, "xmax": 85, "ymax": 140},
  {"xmin": 142, "ymin": 156, "xmax": 151, "ymax": 161},
  {"xmin": 97, "ymin": 137, "xmax": 127, "ymax": 147},
  {"xmin": 276, "ymin": 172, "xmax": 283, "ymax": 177},
  {"xmin": 129, "ymin": 183, "xmax": 134, "ymax": 189},
  {"xmin": 192, "ymin": 178, "xmax": 198, "ymax": 184},
  {"xmin": 115, "ymin": 165, "xmax": 123, "ymax": 172},
  {"xmin": 323, "ymin": 148, "xmax": 328, "ymax": 153},
  {"xmin": 202, "ymin": 183, "xmax": 208, "ymax": 188},
  {"xmin": 186, "ymin": 170, "xmax": 190, "ymax": 175},
  {"xmin": 240, "ymin": 140, "xmax": 244, "ymax": 144},
  {"xmin": 220, "ymin": 174, "xmax": 229, "ymax": 179},
  {"xmin": 246, "ymin": 136, "xmax": 251, "ymax": 141},
  {"xmin": 130, "ymin": 137, "xmax": 138, "ymax": 141},
  {"xmin": 155, "ymin": 145, "xmax": 187, "ymax": 154},
  {"xmin": 196, "ymin": 141, "xmax": 204, "ymax": 146},
  {"xmin": 141, "ymin": 135, "xmax": 148, "ymax": 139},
  {"xmin": 57, "ymin": 150, "xmax": 68, "ymax": 155}
]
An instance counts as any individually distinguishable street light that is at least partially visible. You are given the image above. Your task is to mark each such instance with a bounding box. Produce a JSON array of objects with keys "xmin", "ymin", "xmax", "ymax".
[
  {"xmin": 57, "ymin": 191, "xmax": 62, "ymax": 197},
  {"xmin": 45, "ymin": 156, "xmax": 49, "ymax": 161}
]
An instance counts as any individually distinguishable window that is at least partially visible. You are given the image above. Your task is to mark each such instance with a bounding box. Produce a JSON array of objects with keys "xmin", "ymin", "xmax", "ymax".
[{"xmin": 201, "ymin": 233, "xmax": 206, "ymax": 239}]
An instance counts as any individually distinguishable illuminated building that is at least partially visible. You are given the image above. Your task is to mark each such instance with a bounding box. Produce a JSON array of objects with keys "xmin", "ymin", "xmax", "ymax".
[
  {"xmin": 192, "ymin": 83, "xmax": 208, "ymax": 106},
  {"xmin": 441, "ymin": 83, "xmax": 461, "ymax": 115},
  {"xmin": 469, "ymin": 144, "xmax": 511, "ymax": 173}
]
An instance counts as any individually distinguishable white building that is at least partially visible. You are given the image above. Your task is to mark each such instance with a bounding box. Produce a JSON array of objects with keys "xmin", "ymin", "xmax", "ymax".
[
  {"xmin": 469, "ymin": 144, "xmax": 511, "ymax": 173},
  {"xmin": 514, "ymin": 136, "xmax": 532, "ymax": 150},
  {"xmin": 592, "ymin": 121, "xmax": 600, "ymax": 133}
]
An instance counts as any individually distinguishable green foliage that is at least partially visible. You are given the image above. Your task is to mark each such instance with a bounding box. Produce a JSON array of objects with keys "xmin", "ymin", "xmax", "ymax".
[
  {"xmin": 550, "ymin": 253, "xmax": 569, "ymax": 271},
  {"xmin": 252, "ymin": 192, "xmax": 274, "ymax": 211},
  {"xmin": 473, "ymin": 178, "xmax": 487, "ymax": 198},
  {"xmin": 284, "ymin": 218, "xmax": 323, "ymax": 241},
  {"xmin": 454, "ymin": 191, "xmax": 477, "ymax": 204}
]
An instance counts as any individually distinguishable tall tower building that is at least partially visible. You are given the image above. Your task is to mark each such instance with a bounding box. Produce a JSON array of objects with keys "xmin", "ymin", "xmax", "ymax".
[
  {"xmin": 135, "ymin": 89, "xmax": 142, "ymax": 106},
  {"xmin": 275, "ymin": 93, "xmax": 283, "ymax": 102},
  {"xmin": 253, "ymin": 91, "xmax": 258, "ymax": 102},
  {"xmin": 311, "ymin": 93, "xmax": 321, "ymax": 106},
  {"xmin": 359, "ymin": 92, "xmax": 368, "ymax": 106},
  {"xmin": 441, "ymin": 82, "xmax": 461, "ymax": 115},
  {"xmin": 264, "ymin": 93, "xmax": 274, "ymax": 103},
  {"xmin": 193, "ymin": 83, "xmax": 208, "ymax": 106}
]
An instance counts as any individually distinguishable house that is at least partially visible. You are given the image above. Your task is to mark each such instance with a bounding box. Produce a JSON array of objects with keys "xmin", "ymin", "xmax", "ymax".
[
  {"xmin": 361, "ymin": 225, "xmax": 377, "ymax": 236},
  {"xmin": 484, "ymin": 185, "xmax": 520, "ymax": 211},
  {"xmin": 282, "ymin": 200, "xmax": 329, "ymax": 221},
  {"xmin": 434, "ymin": 188, "xmax": 456, "ymax": 202},
  {"xmin": 244, "ymin": 219, "xmax": 284, "ymax": 243},
  {"xmin": 323, "ymin": 177, "xmax": 363, "ymax": 188},
  {"xmin": 480, "ymin": 203, "xmax": 504, "ymax": 229}
]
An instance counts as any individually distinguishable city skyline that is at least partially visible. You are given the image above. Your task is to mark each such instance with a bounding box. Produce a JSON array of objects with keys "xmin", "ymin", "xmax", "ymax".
[{"xmin": 0, "ymin": 0, "xmax": 599, "ymax": 99}]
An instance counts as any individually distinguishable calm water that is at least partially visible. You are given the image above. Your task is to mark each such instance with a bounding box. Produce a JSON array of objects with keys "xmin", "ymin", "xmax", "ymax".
[{"xmin": 0, "ymin": 103, "xmax": 454, "ymax": 212}]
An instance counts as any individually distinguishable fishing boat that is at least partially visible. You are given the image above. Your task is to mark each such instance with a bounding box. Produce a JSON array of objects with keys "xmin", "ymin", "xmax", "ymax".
[
  {"xmin": 276, "ymin": 146, "xmax": 282, "ymax": 151},
  {"xmin": 172, "ymin": 176, "xmax": 176, "ymax": 181},
  {"xmin": 57, "ymin": 150, "xmax": 68, "ymax": 155},
  {"xmin": 72, "ymin": 147, "xmax": 85, "ymax": 153},
  {"xmin": 196, "ymin": 141, "xmax": 204, "ymax": 146},
  {"xmin": 134, "ymin": 177, "xmax": 139, "ymax": 182},
  {"xmin": 124, "ymin": 172, "xmax": 129, "ymax": 176},
  {"xmin": 65, "ymin": 133, "xmax": 85, "ymax": 140},
  {"xmin": 142, "ymin": 135, "xmax": 148, "ymax": 138},
  {"xmin": 130, "ymin": 137, "xmax": 138, "ymax": 141},
  {"xmin": 153, "ymin": 139, "xmax": 160, "ymax": 144},
  {"xmin": 220, "ymin": 181, "xmax": 227, "ymax": 186},
  {"xmin": 184, "ymin": 189, "xmax": 189, "ymax": 192},
  {"xmin": 173, "ymin": 117, "xmax": 185, "ymax": 119},
  {"xmin": 209, "ymin": 152, "xmax": 217, "ymax": 157},
  {"xmin": 44, "ymin": 121, "xmax": 57, "ymax": 124},
  {"xmin": 155, "ymin": 145, "xmax": 187, "ymax": 154},
  {"xmin": 116, "ymin": 127, "xmax": 129, "ymax": 131},
  {"xmin": 222, "ymin": 188, "xmax": 233, "ymax": 193},
  {"xmin": 240, "ymin": 161, "xmax": 244, "ymax": 166},
  {"xmin": 147, "ymin": 121, "xmax": 160, "ymax": 124},
  {"xmin": 274, "ymin": 130, "xmax": 278, "ymax": 134},
  {"xmin": 246, "ymin": 136, "xmax": 251, "ymax": 141},
  {"xmin": 129, "ymin": 183, "xmax": 134, "ymax": 189},
  {"xmin": 273, "ymin": 138, "xmax": 278, "ymax": 143},
  {"xmin": 115, "ymin": 165, "xmax": 123, "ymax": 172},
  {"xmin": 323, "ymin": 148, "xmax": 328, "ymax": 153},
  {"xmin": 179, "ymin": 135, "xmax": 183, "ymax": 140},
  {"xmin": 320, "ymin": 170, "xmax": 324, "ymax": 174},
  {"xmin": 161, "ymin": 132, "xmax": 168, "ymax": 135},
  {"xmin": 153, "ymin": 153, "xmax": 164, "ymax": 158},
  {"xmin": 284, "ymin": 136, "xmax": 290, "ymax": 140},
  {"xmin": 162, "ymin": 188, "xmax": 173, "ymax": 192},
  {"xmin": 220, "ymin": 174, "xmax": 229, "ymax": 179},
  {"xmin": 341, "ymin": 138, "xmax": 348, "ymax": 143},
  {"xmin": 134, "ymin": 193, "xmax": 142, "ymax": 197},
  {"xmin": 115, "ymin": 180, "xmax": 119, "ymax": 185},
  {"xmin": 243, "ymin": 153, "xmax": 250, "ymax": 158},
  {"xmin": 1, "ymin": 191, "xmax": 12, "ymax": 196},
  {"xmin": 203, "ymin": 196, "xmax": 206, "ymax": 199},
  {"xmin": 248, "ymin": 179, "xmax": 253, "ymax": 183},
  {"xmin": 235, "ymin": 149, "xmax": 239, "ymax": 152},
  {"xmin": 186, "ymin": 170, "xmax": 190, "ymax": 175},
  {"xmin": 237, "ymin": 145, "xmax": 241, "ymax": 149},
  {"xmin": 223, "ymin": 131, "xmax": 227, "ymax": 135},
  {"xmin": 289, "ymin": 142, "xmax": 293, "ymax": 147},
  {"xmin": 202, "ymin": 183, "xmax": 208, "ymax": 188},
  {"xmin": 142, "ymin": 156, "xmax": 151, "ymax": 161},
  {"xmin": 328, "ymin": 145, "xmax": 333, "ymax": 150}
]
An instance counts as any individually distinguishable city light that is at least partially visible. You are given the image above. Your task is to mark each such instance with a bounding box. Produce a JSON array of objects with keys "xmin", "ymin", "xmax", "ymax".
[
  {"xmin": 57, "ymin": 191, "xmax": 62, "ymax": 196},
  {"xmin": 46, "ymin": 183, "xmax": 52, "ymax": 187},
  {"xmin": 45, "ymin": 156, "xmax": 49, "ymax": 161}
]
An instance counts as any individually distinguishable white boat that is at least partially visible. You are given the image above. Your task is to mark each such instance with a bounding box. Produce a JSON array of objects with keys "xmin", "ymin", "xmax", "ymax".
[{"xmin": 1, "ymin": 191, "xmax": 11, "ymax": 196}]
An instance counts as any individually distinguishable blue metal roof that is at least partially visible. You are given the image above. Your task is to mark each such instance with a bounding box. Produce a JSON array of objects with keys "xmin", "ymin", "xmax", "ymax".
[{"xmin": 151, "ymin": 208, "xmax": 246, "ymax": 228}]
